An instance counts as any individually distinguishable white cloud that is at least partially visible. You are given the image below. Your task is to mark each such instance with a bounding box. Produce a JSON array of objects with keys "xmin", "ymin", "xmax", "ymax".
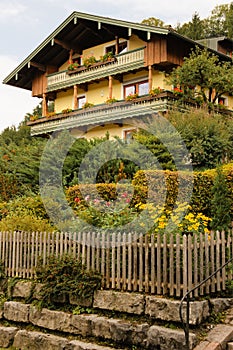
[
  {"xmin": 0, "ymin": 1, "xmax": 26, "ymax": 21},
  {"xmin": 1, "ymin": 55, "xmax": 40, "ymax": 132}
]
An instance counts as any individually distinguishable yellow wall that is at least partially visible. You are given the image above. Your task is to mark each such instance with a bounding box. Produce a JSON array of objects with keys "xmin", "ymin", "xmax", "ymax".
[
  {"xmin": 128, "ymin": 34, "xmax": 145, "ymax": 50},
  {"xmin": 54, "ymin": 90, "xmax": 73, "ymax": 112},
  {"xmin": 58, "ymin": 35, "xmax": 146, "ymax": 72},
  {"xmin": 71, "ymin": 123, "xmax": 137, "ymax": 140},
  {"xmin": 54, "ymin": 68, "xmax": 170, "ymax": 113},
  {"xmin": 86, "ymin": 80, "xmax": 122, "ymax": 104}
]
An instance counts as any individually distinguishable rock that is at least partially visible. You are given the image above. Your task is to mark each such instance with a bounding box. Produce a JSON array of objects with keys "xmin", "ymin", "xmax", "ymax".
[
  {"xmin": 4, "ymin": 301, "xmax": 30, "ymax": 323},
  {"xmin": 0, "ymin": 326, "xmax": 18, "ymax": 347},
  {"xmin": 29, "ymin": 306, "xmax": 72, "ymax": 332},
  {"xmin": 13, "ymin": 329, "xmax": 68, "ymax": 350},
  {"xmin": 210, "ymin": 298, "xmax": 233, "ymax": 314},
  {"xmin": 12, "ymin": 281, "xmax": 33, "ymax": 299},
  {"xmin": 71, "ymin": 314, "xmax": 98, "ymax": 336},
  {"xmin": 91, "ymin": 315, "xmax": 112, "ymax": 339},
  {"xmin": 67, "ymin": 339, "xmax": 117, "ymax": 350},
  {"xmin": 145, "ymin": 296, "xmax": 209, "ymax": 325},
  {"xmin": 146, "ymin": 325, "xmax": 197, "ymax": 350},
  {"xmin": 93, "ymin": 290, "xmax": 145, "ymax": 315}
]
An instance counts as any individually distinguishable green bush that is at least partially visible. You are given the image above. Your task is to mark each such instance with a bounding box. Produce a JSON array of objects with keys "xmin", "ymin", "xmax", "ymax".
[
  {"xmin": 35, "ymin": 254, "xmax": 102, "ymax": 308},
  {"xmin": 0, "ymin": 214, "xmax": 54, "ymax": 232}
]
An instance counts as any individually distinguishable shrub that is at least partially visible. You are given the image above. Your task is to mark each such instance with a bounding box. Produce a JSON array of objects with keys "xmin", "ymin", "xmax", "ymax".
[
  {"xmin": 0, "ymin": 214, "xmax": 54, "ymax": 232},
  {"xmin": 35, "ymin": 254, "xmax": 102, "ymax": 308}
]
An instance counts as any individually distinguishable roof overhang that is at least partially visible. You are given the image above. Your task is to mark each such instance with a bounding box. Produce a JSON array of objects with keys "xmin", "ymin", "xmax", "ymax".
[{"xmin": 3, "ymin": 11, "xmax": 232, "ymax": 92}]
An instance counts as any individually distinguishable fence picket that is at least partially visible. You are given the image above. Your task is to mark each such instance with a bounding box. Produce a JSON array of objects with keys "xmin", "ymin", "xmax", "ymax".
[
  {"xmin": 127, "ymin": 233, "xmax": 132, "ymax": 291},
  {"xmin": 176, "ymin": 234, "xmax": 181, "ymax": 297},
  {"xmin": 151, "ymin": 234, "xmax": 155, "ymax": 294}
]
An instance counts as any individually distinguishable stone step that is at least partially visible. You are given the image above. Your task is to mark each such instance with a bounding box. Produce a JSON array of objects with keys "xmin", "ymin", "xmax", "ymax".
[
  {"xmin": 194, "ymin": 324, "xmax": 233, "ymax": 350},
  {"xmin": 0, "ymin": 327, "xmax": 124, "ymax": 350},
  {"xmin": 228, "ymin": 342, "xmax": 233, "ymax": 350},
  {"xmin": 3, "ymin": 301, "xmax": 198, "ymax": 350}
]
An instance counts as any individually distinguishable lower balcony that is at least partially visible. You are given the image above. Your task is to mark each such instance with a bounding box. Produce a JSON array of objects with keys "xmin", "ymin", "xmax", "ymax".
[
  {"xmin": 28, "ymin": 92, "xmax": 177, "ymax": 136},
  {"xmin": 27, "ymin": 91, "xmax": 232, "ymax": 136}
]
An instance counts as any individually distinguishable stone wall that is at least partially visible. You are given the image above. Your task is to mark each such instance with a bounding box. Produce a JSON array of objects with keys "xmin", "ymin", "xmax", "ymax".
[
  {"xmin": 0, "ymin": 301, "xmax": 197, "ymax": 350},
  {"xmin": 9, "ymin": 281, "xmax": 214, "ymax": 325},
  {"xmin": 0, "ymin": 280, "xmax": 232, "ymax": 350}
]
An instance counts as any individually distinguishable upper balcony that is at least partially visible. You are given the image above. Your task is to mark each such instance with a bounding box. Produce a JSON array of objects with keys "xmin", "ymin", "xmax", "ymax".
[{"xmin": 46, "ymin": 47, "xmax": 145, "ymax": 92}]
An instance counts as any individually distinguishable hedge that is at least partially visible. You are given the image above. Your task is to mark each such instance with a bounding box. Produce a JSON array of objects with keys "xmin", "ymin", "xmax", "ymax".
[{"xmin": 66, "ymin": 163, "xmax": 233, "ymax": 220}]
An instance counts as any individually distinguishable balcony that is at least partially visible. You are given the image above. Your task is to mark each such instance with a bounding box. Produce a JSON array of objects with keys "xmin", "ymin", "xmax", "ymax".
[
  {"xmin": 28, "ymin": 92, "xmax": 179, "ymax": 136},
  {"xmin": 47, "ymin": 47, "xmax": 145, "ymax": 92}
]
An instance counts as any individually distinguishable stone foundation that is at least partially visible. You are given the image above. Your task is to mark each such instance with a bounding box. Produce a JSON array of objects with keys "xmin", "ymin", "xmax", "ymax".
[
  {"xmin": 0, "ymin": 302, "xmax": 197, "ymax": 350},
  {"xmin": 0, "ymin": 280, "xmax": 232, "ymax": 349}
]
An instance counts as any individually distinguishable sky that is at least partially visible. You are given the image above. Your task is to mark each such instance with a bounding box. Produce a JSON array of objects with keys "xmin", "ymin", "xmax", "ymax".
[{"xmin": 0, "ymin": 0, "xmax": 231, "ymax": 132}]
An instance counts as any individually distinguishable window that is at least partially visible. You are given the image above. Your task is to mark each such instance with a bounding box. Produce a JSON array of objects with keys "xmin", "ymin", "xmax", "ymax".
[
  {"xmin": 77, "ymin": 96, "xmax": 86, "ymax": 108},
  {"xmin": 105, "ymin": 41, "xmax": 127, "ymax": 55},
  {"xmin": 124, "ymin": 80, "xmax": 149, "ymax": 98},
  {"xmin": 123, "ymin": 129, "xmax": 136, "ymax": 143}
]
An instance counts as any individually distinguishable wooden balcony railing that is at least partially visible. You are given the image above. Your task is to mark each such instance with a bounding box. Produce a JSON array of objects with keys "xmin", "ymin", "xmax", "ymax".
[
  {"xmin": 28, "ymin": 92, "xmax": 177, "ymax": 136},
  {"xmin": 47, "ymin": 47, "xmax": 145, "ymax": 92}
]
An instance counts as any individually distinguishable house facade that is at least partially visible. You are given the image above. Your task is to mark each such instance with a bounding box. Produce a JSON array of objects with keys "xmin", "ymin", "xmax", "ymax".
[{"xmin": 3, "ymin": 12, "xmax": 233, "ymax": 139}]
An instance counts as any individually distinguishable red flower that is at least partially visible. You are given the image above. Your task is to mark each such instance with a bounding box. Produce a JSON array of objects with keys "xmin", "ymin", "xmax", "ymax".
[{"xmin": 74, "ymin": 197, "xmax": 81, "ymax": 203}]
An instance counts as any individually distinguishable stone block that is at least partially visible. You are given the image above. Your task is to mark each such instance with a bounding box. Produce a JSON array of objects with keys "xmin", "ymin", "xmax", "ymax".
[
  {"xmin": 13, "ymin": 329, "xmax": 68, "ymax": 350},
  {"xmin": 12, "ymin": 281, "xmax": 33, "ymax": 299},
  {"xmin": 71, "ymin": 314, "xmax": 98, "ymax": 336},
  {"xmin": 0, "ymin": 326, "xmax": 18, "ymax": 347},
  {"xmin": 66, "ymin": 339, "xmax": 117, "ymax": 350},
  {"xmin": 210, "ymin": 298, "xmax": 233, "ymax": 314},
  {"xmin": 69, "ymin": 294, "xmax": 93, "ymax": 307},
  {"xmin": 29, "ymin": 306, "xmax": 72, "ymax": 332},
  {"xmin": 146, "ymin": 325, "xmax": 197, "ymax": 350},
  {"xmin": 4, "ymin": 301, "xmax": 30, "ymax": 323},
  {"xmin": 93, "ymin": 290, "xmax": 145, "ymax": 315},
  {"xmin": 206, "ymin": 324, "xmax": 233, "ymax": 347},
  {"xmin": 91, "ymin": 315, "xmax": 112, "ymax": 339},
  {"xmin": 145, "ymin": 296, "xmax": 209, "ymax": 325},
  {"xmin": 193, "ymin": 340, "xmax": 211, "ymax": 350}
]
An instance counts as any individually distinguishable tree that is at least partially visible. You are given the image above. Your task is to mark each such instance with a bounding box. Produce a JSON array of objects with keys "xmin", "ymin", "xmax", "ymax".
[
  {"xmin": 204, "ymin": 3, "xmax": 232, "ymax": 37},
  {"xmin": 167, "ymin": 109, "xmax": 233, "ymax": 169},
  {"xmin": 168, "ymin": 46, "xmax": 233, "ymax": 104},
  {"xmin": 210, "ymin": 165, "xmax": 232, "ymax": 231},
  {"xmin": 141, "ymin": 17, "xmax": 165, "ymax": 27},
  {"xmin": 176, "ymin": 12, "xmax": 205, "ymax": 40}
]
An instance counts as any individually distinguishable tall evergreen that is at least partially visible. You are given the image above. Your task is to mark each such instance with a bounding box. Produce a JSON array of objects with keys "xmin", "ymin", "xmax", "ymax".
[{"xmin": 210, "ymin": 165, "xmax": 232, "ymax": 231}]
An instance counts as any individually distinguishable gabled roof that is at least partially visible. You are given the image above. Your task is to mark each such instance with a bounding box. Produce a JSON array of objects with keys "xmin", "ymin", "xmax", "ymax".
[
  {"xmin": 3, "ymin": 11, "xmax": 232, "ymax": 91},
  {"xmin": 2, "ymin": 12, "xmax": 168, "ymax": 90}
]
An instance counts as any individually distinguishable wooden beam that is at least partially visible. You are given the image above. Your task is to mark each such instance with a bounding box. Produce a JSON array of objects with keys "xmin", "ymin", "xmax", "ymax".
[
  {"xmin": 148, "ymin": 65, "xmax": 152, "ymax": 91},
  {"xmin": 42, "ymin": 93, "xmax": 48, "ymax": 117},
  {"xmin": 115, "ymin": 36, "xmax": 119, "ymax": 55},
  {"xmin": 54, "ymin": 38, "xmax": 80, "ymax": 52},
  {"xmin": 29, "ymin": 61, "xmax": 46, "ymax": 72},
  {"xmin": 73, "ymin": 85, "xmax": 78, "ymax": 110},
  {"xmin": 108, "ymin": 76, "xmax": 113, "ymax": 99}
]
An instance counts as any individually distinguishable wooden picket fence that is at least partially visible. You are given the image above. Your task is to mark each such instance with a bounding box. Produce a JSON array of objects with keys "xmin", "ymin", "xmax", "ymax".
[{"xmin": 0, "ymin": 230, "xmax": 233, "ymax": 297}]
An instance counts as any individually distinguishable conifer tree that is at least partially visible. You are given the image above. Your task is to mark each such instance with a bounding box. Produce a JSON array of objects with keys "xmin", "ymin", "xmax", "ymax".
[{"xmin": 210, "ymin": 165, "xmax": 231, "ymax": 231}]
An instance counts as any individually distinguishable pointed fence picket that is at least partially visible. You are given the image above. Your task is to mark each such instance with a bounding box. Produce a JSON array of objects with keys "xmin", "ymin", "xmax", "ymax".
[{"xmin": 0, "ymin": 229, "xmax": 232, "ymax": 297}]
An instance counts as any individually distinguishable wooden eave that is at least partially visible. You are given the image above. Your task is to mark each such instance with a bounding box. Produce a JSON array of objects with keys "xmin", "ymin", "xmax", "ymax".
[{"xmin": 3, "ymin": 11, "xmax": 233, "ymax": 91}]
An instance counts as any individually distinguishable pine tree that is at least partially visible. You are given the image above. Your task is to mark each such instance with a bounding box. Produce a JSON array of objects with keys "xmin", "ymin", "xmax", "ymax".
[{"xmin": 211, "ymin": 165, "xmax": 231, "ymax": 231}]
